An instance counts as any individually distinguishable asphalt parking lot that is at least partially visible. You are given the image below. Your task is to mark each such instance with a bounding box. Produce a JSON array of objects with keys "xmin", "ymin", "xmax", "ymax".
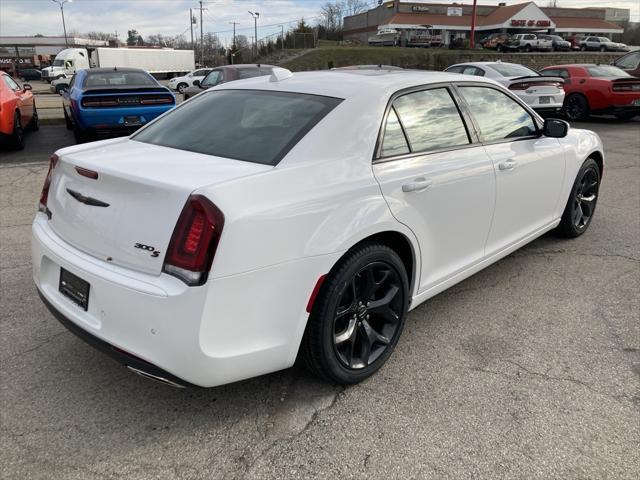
[{"xmin": 1, "ymin": 120, "xmax": 638, "ymax": 479}]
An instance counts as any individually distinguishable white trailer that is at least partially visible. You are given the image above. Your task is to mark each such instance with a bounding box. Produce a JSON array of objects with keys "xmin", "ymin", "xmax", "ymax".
[
  {"xmin": 42, "ymin": 47, "xmax": 195, "ymax": 81},
  {"xmin": 90, "ymin": 48, "xmax": 195, "ymax": 75}
]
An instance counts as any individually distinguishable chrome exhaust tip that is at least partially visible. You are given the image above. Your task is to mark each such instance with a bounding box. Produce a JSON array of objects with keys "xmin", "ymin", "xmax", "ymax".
[{"xmin": 126, "ymin": 366, "xmax": 186, "ymax": 388}]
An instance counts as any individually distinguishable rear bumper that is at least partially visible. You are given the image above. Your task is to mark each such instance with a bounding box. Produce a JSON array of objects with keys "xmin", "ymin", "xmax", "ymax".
[
  {"xmin": 74, "ymin": 104, "xmax": 174, "ymax": 131},
  {"xmin": 32, "ymin": 213, "xmax": 339, "ymax": 388}
]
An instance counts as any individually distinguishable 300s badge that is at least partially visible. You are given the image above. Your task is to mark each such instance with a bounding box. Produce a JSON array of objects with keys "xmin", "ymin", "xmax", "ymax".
[{"xmin": 134, "ymin": 243, "xmax": 160, "ymax": 258}]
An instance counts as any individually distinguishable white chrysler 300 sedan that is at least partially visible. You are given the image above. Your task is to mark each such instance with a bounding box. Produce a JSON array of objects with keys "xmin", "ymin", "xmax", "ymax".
[{"xmin": 33, "ymin": 67, "xmax": 604, "ymax": 388}]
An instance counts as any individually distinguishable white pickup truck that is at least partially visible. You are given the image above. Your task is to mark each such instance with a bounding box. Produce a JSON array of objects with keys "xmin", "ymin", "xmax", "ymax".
[{"xmin": 508, "ymin": 34, "xmax": 553, "ymax": 52}]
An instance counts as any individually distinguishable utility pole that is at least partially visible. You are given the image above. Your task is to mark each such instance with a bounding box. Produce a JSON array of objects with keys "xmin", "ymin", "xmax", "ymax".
[
  {"xmin": 470, "ymin": 0, "xmax": 477, "ymax": 49},
  {"xmin": 248, "ymin": 11, "xmax": 259, "ymax": 58},
  {"xmin": 114, "ymin": 30, "xmax": 119, "ymax": 46},
  {"xmin": 278, "ymin": 24, "xmax": 284, "ymax": 50},
  {"xmin": 190, "ymin": 8, "xmax": 194, "ymax": 50},
  {"xmin": 229, "ymin": 21, "xmax": 239, "ymax": 50},
  {"xmin": 199, "ymin": 1, "xmax": 205, "ymax": 66},
  {"xmin": 51, "ymin": 0, "xmax": 72, "ymax": 48}
]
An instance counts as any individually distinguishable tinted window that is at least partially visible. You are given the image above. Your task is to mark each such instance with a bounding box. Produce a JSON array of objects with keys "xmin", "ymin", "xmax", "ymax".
[
  {"xmin": 489, "ymin": 63, "xmax": 539, "ymax": 78},
  {"xmin": 446, "ymin": 66, "xmax": 464, "ymax": 74},
  {"xmin": 133, "ymin": 90, "xmax": 342, "ymax": 165},
  {"xmin": 598, "ymin": 37, "xmax": 611, "ymax": 42},
  {"xmin": 586, "ymin": 65, "xmax": 629, "ymax": 77},
  {"xmin": 459, "ymin": 86, "xmax": 536, "ymax": 142},
  {"xmin": 380, "ymin": 107, "xmax": 409, "ymax": 158},
  {"xmin": 616, "ymin": 52, "xmax": 640, "ymax": 70},
  {"xmin": 237, "ymin": 68, "xmax": 271, "ymax": 79},
  {"xmin": 542, "ymin": 68, "xmax": 570, "ymax": 79},
  {"xmin": 3, "ymin": 75, "xmax": 20, "ymax": 91},
  {"xmin": 202, "ymin": 70, "xmax": 223, "ymax": 86},
  {"xmin": 462, "ymin": 66, "xmax": 484, "ymax": 76},
  {"xmin": 83, "ymin": 71, "xmax": 157, "ymax": 87},
  {"xmin": 392, "ymin": 88, "xmax": 469, "ymax": 153}
]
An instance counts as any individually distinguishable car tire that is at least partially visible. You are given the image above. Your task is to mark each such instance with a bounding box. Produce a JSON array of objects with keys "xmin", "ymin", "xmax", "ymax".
[
  {"xmin": 600, "ymin": 46, "xmax": 606, "ymax": 52},
  {"xmin": 55, "ymin": 84, "xmax": 67, "ymax": 94},
  {"xmin": 497, "ymin": 44, "xmax": 503, "ymax": 52},
  {"xmin": 29, "ymin": 104, "xmax": 39, "ymax": 131},
  {"xmin": 524, "ymin": 44, "xmax": 532, "ymax": 52},
  {"xmin": 177, "ymin": 83, "xmax": 188, "ymax": 94},
  {"xmin": 10, "ymin": 111, "xmax": 25, "ymax": 150},
  {"xmin": 580, "ymin": 45, "xmax": 586, "ymax": 51},
  {"xmin": 63, "ymin": 109, "xmax": 73, "ymax": 130},
  {"xmin": 300, "ymin": 242, "xmax": 409, "ymax": 385},
  {"xmin": 555, "ymin": 158, "xmax": 601, "ymax": 238},
  {"xmin": 563, "ymin": 94, "xmax": 590, "ymax": 121}
]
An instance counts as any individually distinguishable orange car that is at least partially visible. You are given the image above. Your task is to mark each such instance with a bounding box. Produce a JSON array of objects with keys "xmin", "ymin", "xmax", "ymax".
[{"xmin": 1, "ymin": 71, "xmax": 39, "ymax": 149}]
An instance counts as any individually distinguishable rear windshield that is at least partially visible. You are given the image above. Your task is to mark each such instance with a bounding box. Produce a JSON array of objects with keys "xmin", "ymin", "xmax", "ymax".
[
  {"xmin": 489, "ymin": 63, "xmax": 539, "ymax": 78},
  {"xmin": 83, "ymin": 71, "xmax": 157, "ymax": 87},
  {"xmin": 586, "ymin": 65, "xmax": 629, "ymax": 77},
  {"xmin": 132, "ymin": 90, "xmax": 342, "ymax": 165}
]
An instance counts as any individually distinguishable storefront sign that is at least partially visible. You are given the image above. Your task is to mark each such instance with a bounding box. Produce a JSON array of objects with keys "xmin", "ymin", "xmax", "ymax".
[
  {"xmin": 511, "ymin": 19, "xmax": 551, "ymax": 27},
  {"xmin": 447, "ymin": 7, "xmax": 463, "ymax": 16},
  {"xmin": 412, "ymin": 5, "xmax": 429, "ymax": 12}
]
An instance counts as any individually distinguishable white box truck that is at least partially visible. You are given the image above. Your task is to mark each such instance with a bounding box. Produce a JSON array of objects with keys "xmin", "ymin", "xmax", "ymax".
[{"xmin": 42, "ymin": 47, "xmax": 195, "ymax": 81}]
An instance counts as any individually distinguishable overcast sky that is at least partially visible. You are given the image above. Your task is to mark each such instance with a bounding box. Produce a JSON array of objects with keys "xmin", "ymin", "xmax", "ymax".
[{"xmin": 1, "ymin": 0, "xmax": 638, "ymax": 46}]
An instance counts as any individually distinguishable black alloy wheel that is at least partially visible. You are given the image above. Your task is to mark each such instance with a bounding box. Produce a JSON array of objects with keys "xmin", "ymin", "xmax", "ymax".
[
  {"xmin": 556, "ymin": 158, "xmax": 600, "ymax": 238},
  {"xmin": 301, "ymin": 243, "xmax": 409, "ymax": 384},
  {"xmin": 177, "ymin": 83, "xmax": 188, "ymax": 94},
  {"xmin": 564, "ymin": 94, "xmax": 589, "ymax": 121},
  {"xmin": 332, "ymin": 261, "xmax": 404, "ymax": 370}
]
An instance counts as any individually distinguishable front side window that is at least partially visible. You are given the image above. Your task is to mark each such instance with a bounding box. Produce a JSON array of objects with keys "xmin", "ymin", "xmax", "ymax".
[
  {"xmin": 3, "ymin": 75, "xmax": 20, "ymax": 91},
  {"xmin": 391, "ymin": 88, "xmax": 470, "ymax": 154},
  {"xmin": 616, "ymin": 52, "xmax": 640, "ymax": 70},
  {"xmin": 459, "ymin": 86, "xmax": 537, "ymax": 142},
  {"xmin": 202, "ymin": 70, "xmax": 223, "ymax": 87},
  {"xmin": 462, "ymin": 66, "xmax": 484, "ymax": 76},
  {"xmin": 133, "ymin": 90, "xmax": 342, "ymax": 165}
]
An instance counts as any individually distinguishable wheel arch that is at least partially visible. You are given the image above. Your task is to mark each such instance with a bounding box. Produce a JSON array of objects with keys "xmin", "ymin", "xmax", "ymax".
[{"xmin": 589, "ymin": 150, "xmax": 604, "ymax": 178}]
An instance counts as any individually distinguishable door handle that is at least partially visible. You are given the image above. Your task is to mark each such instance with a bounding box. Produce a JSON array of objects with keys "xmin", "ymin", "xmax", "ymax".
[
  {"xmin": 402, "ymin": 177, "xmax": 433, "ymax": 193},
  {"xmin": 498, "ymin": 159, "xmax": 518, "ymax": 171}
]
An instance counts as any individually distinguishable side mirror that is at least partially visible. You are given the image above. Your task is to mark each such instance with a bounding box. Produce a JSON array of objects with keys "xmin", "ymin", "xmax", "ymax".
[
  {"xmin": 193, "ymin": 80, "xmax": 200, "ymax": 87},
  {"xmin": 543, "ymin": 118, "xmax": 569, "ymax": 138},
  {"xmin": 23, "ymin": 83, "xmax": 32, "ymax": 91}
]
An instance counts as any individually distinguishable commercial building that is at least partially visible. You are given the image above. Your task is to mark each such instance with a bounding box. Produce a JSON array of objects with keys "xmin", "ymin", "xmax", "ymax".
[
  {"xmin": 0, "ymin": 36, "xmax": 109, "ymax": 73},
  {"xmin": 343, "ymin": 1, "xmax": 626, "ymax": 46}
]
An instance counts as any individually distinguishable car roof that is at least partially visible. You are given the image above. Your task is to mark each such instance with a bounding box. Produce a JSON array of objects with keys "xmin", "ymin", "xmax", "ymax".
[
  {"xmin": 220, "ymin": 64, "xmax": 275, "ymax": 70},
  {"xmin": 212, "ymin": 69, "xmax": 499, "ymax": 99},
  {"xmin": 541, "ymin": 64, "xmax": 601, "ymax": 69},
  {"xmin": 448, "ymin": 62, "xmax": 523, "ymax": 68}
]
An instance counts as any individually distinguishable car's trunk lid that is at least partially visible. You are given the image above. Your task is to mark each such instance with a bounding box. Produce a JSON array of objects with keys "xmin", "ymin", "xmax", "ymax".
[{"xmin": 47, "ymin": 138, "xmax": 271, "ymax": 275}]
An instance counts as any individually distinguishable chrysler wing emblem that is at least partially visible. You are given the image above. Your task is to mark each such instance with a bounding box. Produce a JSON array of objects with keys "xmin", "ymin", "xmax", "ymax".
[{"xmin": 66, "ymin": 188, "xmax": 110, "ymax": 207}]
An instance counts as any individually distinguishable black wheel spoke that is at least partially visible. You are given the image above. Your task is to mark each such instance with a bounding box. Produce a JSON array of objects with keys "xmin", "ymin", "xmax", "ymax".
[
  {"xmin": 362, "ymin": 320, "xmax": 390, "ymax": 345},
  {"xmin": 368, "ymin": 285, "xmax": 399, "ymax": 311},
  {"xmin": 359, "ymin": 268, "xmax": 376, "ymax": 301}
]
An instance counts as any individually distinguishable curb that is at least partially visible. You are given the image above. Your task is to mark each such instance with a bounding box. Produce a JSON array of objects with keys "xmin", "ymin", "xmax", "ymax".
[{"xmin": 40, "ymin": 118, "xmax": 66, "ymax": 126}]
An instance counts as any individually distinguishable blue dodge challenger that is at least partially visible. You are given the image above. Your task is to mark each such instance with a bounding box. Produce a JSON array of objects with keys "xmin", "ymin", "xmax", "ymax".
[{"xmin": 62, "ymin": 67, "xmax": 176, "ymax": 143}]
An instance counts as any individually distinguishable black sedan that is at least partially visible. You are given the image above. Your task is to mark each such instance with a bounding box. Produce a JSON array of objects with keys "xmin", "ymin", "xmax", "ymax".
[{"xmin": 17, "ymin": 69, "xmax": 42, "ymax": 81}]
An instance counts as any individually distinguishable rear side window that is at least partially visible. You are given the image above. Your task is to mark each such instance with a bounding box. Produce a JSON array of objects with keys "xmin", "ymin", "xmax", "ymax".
[
  {"xmin": 489, "ymin": 63, "xmax": 539, "ymax": 78},
  {"xmin": 391, "ymin": 88, "xmax": 469, "ymax": 154},
  {"xmin": 380, "ymin": 108, "xmax": 409, "ymax": 157},
  {"xmin": 133, "ymin": 90, "xmax": 342, "ymax": 165},
  {"xmin": 586, "ymin": 65, "xmax": 629, "ymax": 77},
  {"xmin": 237, "ymin": 68, "xmax": 272, "ymax": 79},
  {"xmin": 459, "ymin": 86, "xmax": 536, "ymax": 142}
]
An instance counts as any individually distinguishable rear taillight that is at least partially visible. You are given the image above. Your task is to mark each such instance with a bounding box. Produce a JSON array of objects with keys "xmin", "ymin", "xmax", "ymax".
[
  {"xmin": 612, "ymin": 83, "xmax": 640, "ymax": 92},
  {"xmin": 81, "ymin": 98, "xmax": 119, "ymax": 107},
  {"xmin": 162, "ymin": 195, "xmax": 224, "ymax": 286},
  {"xmin": 509, "ymin": 81, "xmax": 563, "ymax": 90},
  {"xmin": 38, "ymin": 153, "xmax": 59, "ymax": 217},
  {"xmin": 139, "ymin": 96, "xmax": 174, "ymax": 105}
]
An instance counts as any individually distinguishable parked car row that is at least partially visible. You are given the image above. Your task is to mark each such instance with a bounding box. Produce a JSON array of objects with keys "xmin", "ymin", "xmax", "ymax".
[
  {"xmin": 481, "ymin": 33, "xmax": 629, "ymax": 53},
  {"xmin": 445, "ymin": 60, "xmax": 640, "ymax": 121}
]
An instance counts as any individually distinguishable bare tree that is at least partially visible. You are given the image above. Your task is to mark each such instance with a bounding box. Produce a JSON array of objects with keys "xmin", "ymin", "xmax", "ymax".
[
  {"xmin": 320, "ymin": 1, "xmax": 344, "ymax": 31},
  {"xmin": 344, "ymin": 0, "xmax": 368, "ymax": 16}
]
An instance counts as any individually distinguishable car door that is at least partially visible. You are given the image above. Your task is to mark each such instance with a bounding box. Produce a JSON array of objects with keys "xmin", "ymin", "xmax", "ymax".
[
  {"xmin": 372, "ymin": 86, "xmax": 496, "ymax": 292},
  {"xmin": 456, "ymin": 84, "xmax": 565, "ymax": 255}
]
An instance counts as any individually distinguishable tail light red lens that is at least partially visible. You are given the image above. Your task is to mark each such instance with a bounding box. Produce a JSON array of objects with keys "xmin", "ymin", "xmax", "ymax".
[
  {"xmin": 162, "ymin": 195, "xmax": 224, "ymax": 286},
  {"xmin": 81, "ymin": 98, "xmax": 119, "ymax": 107},
  {"xmin": 38, "ymin": 153, "xmax": 59, "ymax": 216},
  {"xmin": 510, "ymin": 81, "xmax": 563, "ymax": 90}
]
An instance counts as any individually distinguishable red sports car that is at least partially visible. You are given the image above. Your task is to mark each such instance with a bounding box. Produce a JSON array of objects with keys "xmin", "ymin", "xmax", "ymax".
[
  {"xmin": 0, "ymin": 71, "xmax": 39, "ymax": 149},
  {"xmin": 540, "ymin": 64, "xmax": 640, "ymax": 121}
]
